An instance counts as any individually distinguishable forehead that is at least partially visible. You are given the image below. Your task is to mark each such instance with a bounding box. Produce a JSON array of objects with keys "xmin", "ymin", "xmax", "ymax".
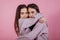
[
  {"xmin": 20, "ymin": 8, "xmax": 27, "ymax": 12},
  {"xmin": 28, "ymin": 8, "xmax": 36, "ymax": 11}
]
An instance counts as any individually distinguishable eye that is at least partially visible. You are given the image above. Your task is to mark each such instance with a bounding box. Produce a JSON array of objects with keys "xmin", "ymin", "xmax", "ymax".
[
  {"xmin": 26, "ymin": 12, "xmax": 28, "ymax": 14},
  {"xmin": 20, "ymin": 12, "xmax": 24, "ymax": 15},
  {"xmin": 31, "ymin": 11, "xmax": 34, "ymax": 14}
]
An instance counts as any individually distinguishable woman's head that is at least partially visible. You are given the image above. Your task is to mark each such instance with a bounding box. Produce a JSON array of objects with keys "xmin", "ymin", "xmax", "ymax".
[
  {"xmin": 14, "ymin": 4, "xmax": 28, "ymax": 31},
  {"xmin": 27, "ymin": 3, "xmax": 40, "ymax": 18},
  {"xmin": 16, "ymin": 4, "xmax": 28, "ymax": 19},
  {"xmin": 20, "ymin": 8, "xmax": 28, "ymax": 18}
]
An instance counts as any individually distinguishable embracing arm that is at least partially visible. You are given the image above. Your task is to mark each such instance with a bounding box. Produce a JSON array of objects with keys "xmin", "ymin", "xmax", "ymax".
[
  {"xmin": 21, "ymin": 13, "xmax": 43, "ymax": 29},
  {"xmin": 21, "ymin": 22, "xmax": 44, "ymax": 40}
]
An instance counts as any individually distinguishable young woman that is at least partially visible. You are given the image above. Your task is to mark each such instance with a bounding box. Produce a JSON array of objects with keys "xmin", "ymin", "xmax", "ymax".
[
  {"xmin": 28, "ymin": 3, "xmax": 48, "ymax": 40},
  {"xmin": 14, "ymin": 4, "xmax": 31, "ymax": 37},
  {"xmin": 20, "ymin": 3, "xmax": 48, "ymax": 40}
]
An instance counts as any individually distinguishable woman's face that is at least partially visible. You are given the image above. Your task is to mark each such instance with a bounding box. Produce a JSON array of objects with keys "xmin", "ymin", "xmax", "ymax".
[
  {"xmin": 20, "ymin": 8, "xmax": 28, "ymax": 18},
  {"xmin": 28, "ymin": 8, "xmax": 37, "ymax": 18}
]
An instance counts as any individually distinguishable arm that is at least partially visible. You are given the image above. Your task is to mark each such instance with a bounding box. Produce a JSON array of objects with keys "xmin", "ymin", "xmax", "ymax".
[
  {"xmin": 21, "ymin": 22, "xmax": 44, "ymax": 40},
  {"xmin": 21, "ymin": 13, "xmax": 43, "ymax": 29}
]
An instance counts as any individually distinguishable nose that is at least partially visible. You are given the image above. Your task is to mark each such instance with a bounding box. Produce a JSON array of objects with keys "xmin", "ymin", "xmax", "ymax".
[
  {"xmin": 29, "ymin": 14, "xmax": 33, "ymax": 18},
  {"xmin": 23, "ymin": 14, "xmax": 28, "ymax": 18}
]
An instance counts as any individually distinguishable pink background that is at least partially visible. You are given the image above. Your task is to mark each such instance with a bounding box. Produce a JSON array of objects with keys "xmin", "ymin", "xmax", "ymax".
[{"xmin": 0, "ymin": 0, "xmax": 60, "ymax": 40}]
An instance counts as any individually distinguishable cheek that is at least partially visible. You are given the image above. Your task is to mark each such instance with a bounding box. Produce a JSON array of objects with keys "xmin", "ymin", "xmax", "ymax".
[
  {"xmin": 26, "ymin": 14, "xmax": 28, "ymax": 17},
  {"xmin": 32, "ymin": 13, "xmax": 36, "ymax": 16},
  {"xmin": 27, "ymin": 14, "xmax": 29, "ymax": 16},
  {"xmin": 33, "ymin": 13, "xmax": 37, "ymax": 16},
  {"xmin": 20, "ymin": 15, "xmax": 23, "ymax": 17},
  {"xmin": 20, "ymin": 14, "xmax": 24, "ymax": 17},
  {"xmin": 29, "ymin": 14, "xmax": 32, "ymax": 16},
  {"xmin": 21, "ymin": 14, "xmax": 28, "ymax": 17}
]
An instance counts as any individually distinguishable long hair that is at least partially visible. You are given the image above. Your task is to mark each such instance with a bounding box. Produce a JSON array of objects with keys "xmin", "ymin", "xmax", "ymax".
[
  {"xmin": 27, "ymin": 3, "xmax": 40, "ymax": 13},
  {"xmin": 14, "ymin": 4, "xmax": 27, "ymax": 34}
]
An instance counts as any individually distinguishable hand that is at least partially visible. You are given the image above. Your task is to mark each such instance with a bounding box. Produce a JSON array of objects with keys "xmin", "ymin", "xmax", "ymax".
[
  {"xmin": 17, "ymin": 32, "xmax": 20, "ymax": 36},
  {"xmin": 15, "ymin": 27, "xmax": 20, "ymax": 36},
  {"xmin": 38, "ymin": 17, "xmax": 46, "ymax": 23}
]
